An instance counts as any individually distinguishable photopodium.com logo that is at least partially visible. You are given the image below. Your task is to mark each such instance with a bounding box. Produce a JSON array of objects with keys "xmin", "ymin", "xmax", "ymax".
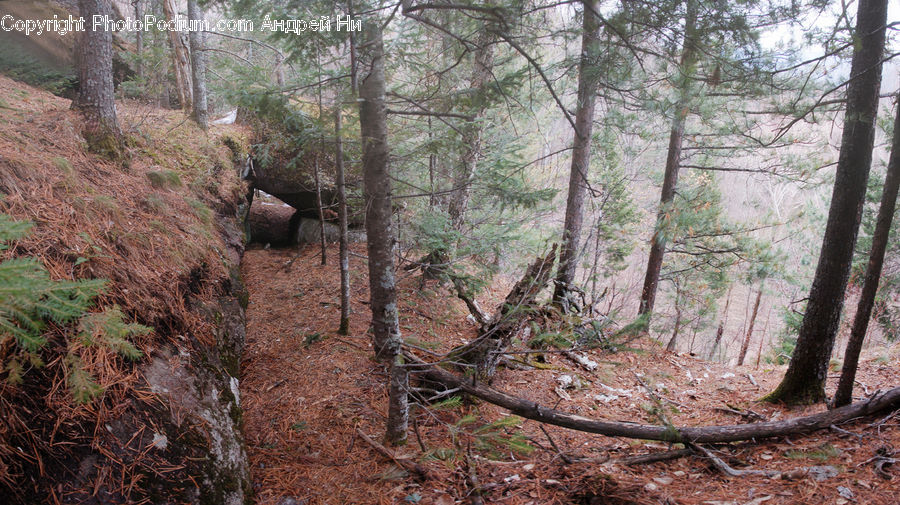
[{"xmin": 1, "ymin": 13, "xmax": 361, "ymax": 37}]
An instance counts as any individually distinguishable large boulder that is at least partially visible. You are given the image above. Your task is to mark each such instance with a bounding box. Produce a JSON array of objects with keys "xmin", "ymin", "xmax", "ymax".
[
  {"xmin": 247, "ymin": 200, "xmax": 296, "ymax": 245},
  {"xmin": 295, "ymin": 217, "xmax": 366, "ymax": 245}
]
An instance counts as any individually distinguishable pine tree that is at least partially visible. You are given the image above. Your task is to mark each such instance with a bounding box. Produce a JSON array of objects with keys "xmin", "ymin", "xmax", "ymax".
[
  {"xmin": 73, "ymin": 0, "xmax": 122, "ymax": 158},
  {"xmin": 765, "ymin": 0, "xmax": 888, "ymax": 405}
]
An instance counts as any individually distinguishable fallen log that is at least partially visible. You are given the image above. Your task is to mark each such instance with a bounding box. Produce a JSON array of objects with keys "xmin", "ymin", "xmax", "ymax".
[{"xmin": 408, "ymin": 355, "xmax": 900, "ymax": 444}]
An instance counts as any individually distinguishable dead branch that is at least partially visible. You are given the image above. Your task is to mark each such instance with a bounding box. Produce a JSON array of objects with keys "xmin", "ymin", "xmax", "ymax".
[
  {"xmin": 356, "ymin": 428, "xmax": 429, "ymax": 480},
  {"xmin": 688, "ymin": 443, "xmax": 781, "ymax": 478},
  {"xmin": 539, "ymin": 425, "xmax": 574, "ymax": 464},
  {"xmin": 716, "ymin": 404, "xmax": 766, "ymax": 422},
  {"xmin": 464, "ymin": 449, "xmax": 485, "ymax": 505},
  {"xmin": 407, "ymin": 352, "xmax": 900, "ymax": 444},
  {"xmin": 612, "ymin": 448, "xmax": 692, "ymax": 466},
  {"xmin": 452, "ymin": 277, "xmax": 490, "ymax": 326}
]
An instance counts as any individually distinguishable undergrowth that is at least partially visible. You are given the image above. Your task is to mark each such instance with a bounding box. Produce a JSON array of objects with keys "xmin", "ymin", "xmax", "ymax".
[{"xmin": 0, "ymin": 214, "xmax": 148, "ymax": 402}]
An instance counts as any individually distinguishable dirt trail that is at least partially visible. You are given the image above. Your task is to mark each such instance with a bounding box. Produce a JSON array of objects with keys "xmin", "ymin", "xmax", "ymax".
[{"xmin": 241, "ymin": 244, "xmax": 900, "ymax": 505}]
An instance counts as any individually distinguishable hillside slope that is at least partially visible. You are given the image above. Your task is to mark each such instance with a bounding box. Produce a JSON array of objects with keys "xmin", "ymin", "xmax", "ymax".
[{"xmin": 0, "ymin": 75, "xmax": 252, "ymax": 504}]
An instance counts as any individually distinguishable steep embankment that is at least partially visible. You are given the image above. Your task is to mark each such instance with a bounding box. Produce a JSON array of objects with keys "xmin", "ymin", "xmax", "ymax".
[{"xmin": 0, "ymin": 76, "xmax": 252, "ymax": 504}]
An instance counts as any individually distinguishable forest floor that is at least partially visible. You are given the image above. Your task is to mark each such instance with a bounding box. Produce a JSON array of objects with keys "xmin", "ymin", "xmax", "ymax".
[{"xmin": 241, "ymin": 243, "xmax": 900, "ymax": 505}]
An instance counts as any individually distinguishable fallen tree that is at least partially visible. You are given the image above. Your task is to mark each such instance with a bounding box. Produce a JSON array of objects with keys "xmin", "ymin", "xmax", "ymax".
[
  {"xmin": 408, "ymin": 353, "xmax": 900, "ymax": 444},
  {"xmin": 447, "ymin": 245, "xmax": 558, "ymax": 381}
]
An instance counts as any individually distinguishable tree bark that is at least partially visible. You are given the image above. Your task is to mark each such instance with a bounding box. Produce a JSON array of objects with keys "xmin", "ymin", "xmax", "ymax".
[
  {"xmin": 637, "ymin": 0, "xmax": 698, "ymax": 320},
  {"xmin": 447, "ymin": 31, "xmax": 495, "ymax": 232},
  {"xmin": 834, "ymin": 94, "xmax": 900, "ymax": 407},
  {"xmin": 187, "ymin": 0, "xmax": 208, "ymax": 129},
  {"xmin": 737, "ymin": 285, "xmax": 763, "ymax": 366},
  {"xmin": 335, "ymin": 104, "xmax": 351, "ymax": 336},
  {"xmin": 73, "ymin": 0, "xmax": 121, "ymax": 157},
  {"xmin": 163, "ymin": 0, "xmax": 192, "ymax": 111},
  {"xmin": 357, "ymin": 21, "xmax": 407, "ymax": 445},
  {"xmin": 315, "ymin": 51, "xmax": 327, "ymax": 265},
  {"xmin": 134, "ymin": 0, "xmax": 143, "ymax": 80},
  {"xmin": 708, "ymin": 285, "xmax": 732, "ymax": 361},
  {"xmin": 766, "ymin": 0, "xmax": 887, "ymax": 405},
  {"xmin": 553, "ymin": 0, "xmax": 603, "ymax": 306},
  {"xmin": 275, "ymin": 52, "xmax": 286, "ymax": 87},
  {"xmin": 314, "ymin": 155, "xmax": 327, "ymax": 265},
  {"xmin": 665, "ymin": 284, "xmax": 682, "ymax": 352},
  {"xmin": 409, "ymin": 352, "xmax": 900, "ymax": 444}
]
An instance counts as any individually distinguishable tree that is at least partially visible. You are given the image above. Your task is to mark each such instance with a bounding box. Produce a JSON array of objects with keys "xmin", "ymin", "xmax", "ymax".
[
  {"xmin": 357, "ymin": 19, "xmax": 407, "ymax": 445},
  {"xmin": 188, "ymin": 0, "xmax": 209, "ymax": 129},
  {"xmin": 164, "ymin": 0, "xmax": 192, "ymax": 111},
  {"xmin": 834, "ymin": 97, "xmax": 900, "ymax": 407},
  {"xmin": 737, "ymin": 284, "xmax": 764, "ymax": 366},
  {"xmin": 637, "ymin": 0, "xmax": 699, "ymax": 320},
  {"xmin": 446, "ymin": 30, "xmax": 495, "ymax": 233},
  {"xmin": 73, "ymin": 0, "xmax": 122, "ymax": 158},
  {"xmin": 765, "ymin": 0, "xmax": 888, "ymax": 405},
  {"xmin": 553, "ymin": 0, "xmax": 603, "ymax": 308},
  {"xmin": 335, "ymin": 103, "xmax": 351, "ymax": 336}
]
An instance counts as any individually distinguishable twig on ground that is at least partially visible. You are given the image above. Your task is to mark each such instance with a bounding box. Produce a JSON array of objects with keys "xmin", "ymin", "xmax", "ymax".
[
  {"xmin": 356, "ymin": 428, "xmax": 429, "ymax": 480},
  {"xmin": 688, "ymin": 443, "xmax": 781, "ymax": 478},
  {"xmin": 717, "ymin": 404, "xmax": 766, "ymax": 422},
  {"xmin": 829, "ymin": 424, "xmax": 864, "ymax": 442},
  {"xmin": 611, "ymin": 448, "xmax": 692, "ymax": 466},
  {"xmin": 539, "ymin": 425, "xmax": 573, "ymax": 464},
  {"xmin": 464, "ymin": 448, "xmax": 485, "ymax": 505}
]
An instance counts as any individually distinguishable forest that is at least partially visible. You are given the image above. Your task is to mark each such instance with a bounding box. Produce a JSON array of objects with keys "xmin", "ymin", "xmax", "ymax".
[{"xmin": 1, "ymin": 0, "xmax": 900, "ymax": 503}]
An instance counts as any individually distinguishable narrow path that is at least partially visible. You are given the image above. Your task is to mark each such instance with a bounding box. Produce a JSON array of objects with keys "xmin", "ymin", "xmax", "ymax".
[{"xmin": 240, "ymin": 245, "xmax": 398, "ymax": 505}]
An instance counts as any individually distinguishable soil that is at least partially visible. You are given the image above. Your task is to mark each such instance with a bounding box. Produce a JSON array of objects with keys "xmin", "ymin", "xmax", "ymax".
[{"xmin": 241, "ymin": 244, "xmax": 900, "ymax": 505}]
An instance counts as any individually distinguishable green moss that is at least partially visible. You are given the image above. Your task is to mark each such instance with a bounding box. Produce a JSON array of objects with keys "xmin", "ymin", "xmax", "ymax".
[
  {"xmin": 186, "ymin": 197, "xmax": 213, "ymax": 224},
  {"xmin": 221, "ymin": 135, "xmax": 244, "ymax": 158},
  {"xmin": 92, "ymin": 195, "xmax": 119, "ymax": 215},
  {"xmin": 52, "ymin": 156, "xmax": 73, "ymax": 174},
  {"xmin": 784, "ymin": 443, "xmax": 841, "ymax": 461},
  {"xmin": 83, "ymin": 129, "xmax": 125, "ymax": 161},
  {"xmin": 146, "ymin": 170, "xmax": 182, "ymax": 189}
]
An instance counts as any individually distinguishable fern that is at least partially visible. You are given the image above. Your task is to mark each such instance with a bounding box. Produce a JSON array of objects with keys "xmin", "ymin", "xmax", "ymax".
[
  {"xmin": 66, "ymin": 354, "xmax": 104, "ymax": 403},
  {"xmin": 78, "ymin": 306, "xmax": 149, "ymax": 361},
  {"xmin": 0, "ymin": 256, "xmax": 105, "ymax": 352},
  {"xmin": 0, "ymin": 214, "xmax": 148, "ymax": 403}
]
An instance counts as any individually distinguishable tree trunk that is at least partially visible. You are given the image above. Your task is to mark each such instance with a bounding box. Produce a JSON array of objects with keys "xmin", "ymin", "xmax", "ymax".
[
  {"xmin": 666, "ymin": 285, "xmax": 682, "ymax": 352},
  {"xmin": 187, "ymin": 0, "xmax": 208, "ymax": 129},
  {"xmin": 357, "ymin": 21, "xmax": 407, "ymax": 445},
  {"xmin": 834, "ymin": 94, "xmax": 900, "ymax": 407},
  {"xmin": 73, "ymin": 0, "xmax": 121, "ymax": 158},
  {"xmin": 756, "ymin": 306, "xmax": 772, "ymax": 368},
  {"xmin": 315, "ymin": 51, "xmax": 327, "ymax": 265},
  {"xmin": 335, "ymin": 104, "xmax": 351, "ymax": 336},
  {"xmin": 707, "ymin": 285, "xmax": 732, "ymax": 360},
  {"xmin": 275, "ymin": 52, "xmax": 286, "ymax": 87},
  {"xmin": 163, "ymin": 0, "xmax": 192, "ymax": 111},
  {"xmin": 553, "ymin": 0, "xmax": 603, "ymax": 306},
  {"xmin": 447, "ymin": 31, "xmax": 495, "ymax": 232},
  {"xmin": 737, "ymin": 285, "xmax": 763, "ymax": 366},
  {"xmin": 134, "ymin": 0, "xmax": 143, "ymax": 80},
  {"xmin": 314, "ymin": 155, "xmax": 327, "ymax": 265},
  {"xmin": 765, "ymin": 0, "xmax": 887, "ymax": 405},
  {"xmin": 637, "ymin": 0, "xmax": 698, "ymax": 320}
]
